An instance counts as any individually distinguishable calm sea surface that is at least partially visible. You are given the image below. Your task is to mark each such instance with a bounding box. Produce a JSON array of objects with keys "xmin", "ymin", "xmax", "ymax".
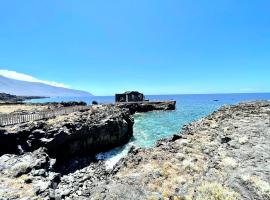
[{"xmin": 29, "ymin": 93, "xmax": 270, "ymax": 168}]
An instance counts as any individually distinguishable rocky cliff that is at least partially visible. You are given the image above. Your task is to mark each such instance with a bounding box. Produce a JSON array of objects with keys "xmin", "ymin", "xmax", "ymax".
[
  {"xmin": 0, "ymin": 104, "xmax": 134, "ymax": 199},
  {"xmin": 0, "ymin": 105, "xmax": 134, "ymax": 158}
]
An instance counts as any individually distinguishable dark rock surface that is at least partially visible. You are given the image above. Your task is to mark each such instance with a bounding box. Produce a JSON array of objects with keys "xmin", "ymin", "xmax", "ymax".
[
  {"xmin": 0, "ymin": 92, "xmax": 45, "ymax": 104},
  {"xmin": 116, "ymin": 101, "xmax": 176, "ymax": 114},
  {"xmin": 42, "ymin": 101, "xmax": 87, "ymax": 108},
  {"xmin": 0, "ymin": 105, "xmax": 134, "ymax": 159}
]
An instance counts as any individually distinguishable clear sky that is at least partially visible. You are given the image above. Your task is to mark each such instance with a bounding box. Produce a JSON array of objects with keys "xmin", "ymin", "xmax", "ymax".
[{"xmin": 0, "ymin": 0, "xmax": 270, "ymax": 96}]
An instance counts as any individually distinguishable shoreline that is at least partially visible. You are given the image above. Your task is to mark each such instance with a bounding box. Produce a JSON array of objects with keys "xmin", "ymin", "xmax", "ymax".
[
  {"xmin": 103, "ymin": 101, "xmax": 270, "ymax": 200},
  {"xmin": 0, "ymin": 101, "xmax": 269, "ymax": 199},
  {"xmin": 0, "ymin": 92, "xmax": 46, "ymax": 104}
]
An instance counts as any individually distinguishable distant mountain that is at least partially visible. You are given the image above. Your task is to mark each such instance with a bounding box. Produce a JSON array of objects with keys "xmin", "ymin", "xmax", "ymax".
[{"xmin": 0, "ymin": 75, "xmax": 93, "ymax": 97}]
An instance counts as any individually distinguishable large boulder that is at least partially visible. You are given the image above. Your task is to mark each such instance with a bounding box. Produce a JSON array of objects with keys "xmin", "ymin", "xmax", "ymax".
[{"xmin": 0, "ymin": 105, "xmax": 134, "ymax": 160}]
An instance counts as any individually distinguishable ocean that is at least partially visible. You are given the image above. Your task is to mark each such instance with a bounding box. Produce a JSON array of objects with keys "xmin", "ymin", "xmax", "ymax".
[{"xmin": 29, "ymin": 93, "xmax": 270, "ymax": 168}]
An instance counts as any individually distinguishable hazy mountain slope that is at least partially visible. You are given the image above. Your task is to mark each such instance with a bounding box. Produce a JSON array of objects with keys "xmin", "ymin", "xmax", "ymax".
[{"xmin": 0, "ymin": 75, "xmax": 92, "ymax": 97}]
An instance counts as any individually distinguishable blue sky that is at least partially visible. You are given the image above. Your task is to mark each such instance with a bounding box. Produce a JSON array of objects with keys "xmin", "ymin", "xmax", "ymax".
[{"xmin": 0, "ymin": 0, "xmax": 270, "ymax": 95}]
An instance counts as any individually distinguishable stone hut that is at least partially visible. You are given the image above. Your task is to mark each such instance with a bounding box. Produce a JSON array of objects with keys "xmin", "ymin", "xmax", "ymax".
[{"xmin": 115, "ymin": 91, "xmax": 145, "ymax": 102}]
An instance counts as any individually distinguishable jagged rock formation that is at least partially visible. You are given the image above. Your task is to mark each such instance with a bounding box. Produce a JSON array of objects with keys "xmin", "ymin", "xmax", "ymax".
[
  {"xmin": 0, "ymin": 148, "xmax": 59, "ymax": 199},
  {"xmin": 0, "ymin": 104, "xmax": 134, "ymax": 199},
  {"xmin": 116, "ymin": 101, "xmax": 176, "ymax": 114},
  {"xmin": 0, "ymin": 105, "xmax": 134, "ymax": 158}
]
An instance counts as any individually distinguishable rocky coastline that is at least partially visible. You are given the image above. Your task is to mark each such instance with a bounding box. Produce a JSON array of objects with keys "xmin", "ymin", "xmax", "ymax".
[
  {"xmin": 116, "ymin": 100, "xmax": 176, "ymax": 114},
  {"xmin": 0, "ymin": 93, "xmax": 46, "ymax": 104},
  {"xmin": 1, "ymin": 101, "xmax": 269, "ymax": 199},
  {"xmin": 100, "ymin": 101, "xmax": 270, "ymax": 200},
  {"xmin": 0, "ymin": 104, "xmax": 134, "ymax": 199},
  {"xmin": 0, "ymin": 104, "xmax": 133, "ymax": 158}
]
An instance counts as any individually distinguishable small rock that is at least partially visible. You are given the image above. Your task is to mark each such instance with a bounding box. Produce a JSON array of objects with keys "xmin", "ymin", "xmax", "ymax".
[
  {"xmin": 24, "ymin": 176, "xmax": 33, "ymax": 184},
  {"xmin": 11, "ymin": 162, "xmax": 32, "ymax": 177},
  {"xmin": 221, "ymin": 136, "xmax": 231, "ymax": 144},
  {"xmin": 170, "ymin": 134, "xmax": 182, "ymax": 141},
  {"xmin": 239, "ymin": 136, "xmax": 249, "ymax": 145}
]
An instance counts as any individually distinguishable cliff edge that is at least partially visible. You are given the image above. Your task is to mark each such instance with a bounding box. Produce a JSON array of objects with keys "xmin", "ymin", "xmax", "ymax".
[{"xmin": 90, "ymin": 101, "xmax": 270, "ymax": 200}]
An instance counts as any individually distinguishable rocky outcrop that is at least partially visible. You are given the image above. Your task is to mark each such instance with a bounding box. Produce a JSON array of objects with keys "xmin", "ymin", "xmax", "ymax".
[
  {"xmin": 0, "ymin": 104, "xmax": 134, "ymax": 199},
  {"xmin": 0, "ymin": 105, "xmax": 134, "ymax": 159},
  {"xmin": 0, "ymin": 148, "xmax": 59, "ymax": 199},
  {"xmin": 116, "ymin": 101, "xmax": 176, "ymax": 114},
  {"xmin": 0, "ymin": 92, "xmax": 45, "ymax": 104},
  {"xmin": 87, "ymin": 101, "xmax": 270, "ymax": 200},
  {"xmin": 0, "ymin": 93, "xmax": 20, "ymax": 103}
]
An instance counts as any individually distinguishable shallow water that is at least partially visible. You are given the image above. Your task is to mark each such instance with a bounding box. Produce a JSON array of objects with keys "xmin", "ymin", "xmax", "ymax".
[{"xmin": 30, "ymin": 93, "xmax": 270, "ymax": 168}]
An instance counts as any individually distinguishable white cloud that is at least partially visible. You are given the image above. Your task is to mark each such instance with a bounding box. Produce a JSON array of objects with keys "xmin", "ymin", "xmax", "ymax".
[{"xmin": 0, "ymin": 69, "xmax": 70, "ymax": 88}]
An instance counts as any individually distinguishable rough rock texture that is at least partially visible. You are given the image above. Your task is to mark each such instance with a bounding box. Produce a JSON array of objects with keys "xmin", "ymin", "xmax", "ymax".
[
  {"xmin": 89, "ymin": 101, "xmax": 270, "ymax": 200},
  {"xmin": 0, "ymin": 104, "xmax": 134, "ymax": 200},
  {"xmin": 0, "ymin": 105, "xmax": 134, "ymax": 159},
  {"xmin": 0, "ymin": 148, "xmax": 59, "ymax": 199},
  {"xmin": 1, "ymin": 101, "xmax": 269, "ymax": 200},
  {"xmin": 116, "ymin": 101, "xmax": 176, "ymax": 114}
]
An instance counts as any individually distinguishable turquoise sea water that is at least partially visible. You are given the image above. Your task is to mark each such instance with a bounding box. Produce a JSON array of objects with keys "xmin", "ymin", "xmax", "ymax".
[{"xmin": 30, "ymin": 93, "xmax": 270, "ymax": 168}]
